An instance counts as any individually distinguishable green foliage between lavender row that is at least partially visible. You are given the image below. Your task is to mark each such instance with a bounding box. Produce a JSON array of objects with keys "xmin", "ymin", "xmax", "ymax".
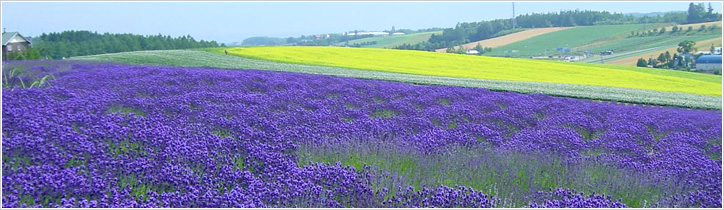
[{"xmin": 296, "ymin": 140, "xmax": 692, "ymax": 207}]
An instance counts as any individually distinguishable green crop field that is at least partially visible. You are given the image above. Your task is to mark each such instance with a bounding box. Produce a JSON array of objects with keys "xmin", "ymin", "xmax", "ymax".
[
  {"xmin": 73, "ymin": 49, "xmax": 722, "ymax": 109},
  {"xmin": 211, "ymin": 46, "xmax": 721, "ymax": 97},
  {"xmin": 336, "ymin": 31, "xmax": 442, "ymax": 48},
  {"xmin": 489, "ymin": 24, "xmax": 649, "ymax": 57}
]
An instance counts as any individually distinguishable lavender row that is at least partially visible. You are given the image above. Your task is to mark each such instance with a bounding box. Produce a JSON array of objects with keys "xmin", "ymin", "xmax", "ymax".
[{"xmin": 2, "ymin": 62, "xmax": 721, "ymax": 207}]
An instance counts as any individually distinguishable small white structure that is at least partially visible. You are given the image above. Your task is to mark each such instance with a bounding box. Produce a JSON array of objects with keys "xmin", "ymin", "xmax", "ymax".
[
  {"xmin": 346, "ymin": 31, "xmax": 405, "ymax": 36},
  {"xmin": 465, "ymin": 49, "xmax": 480, "ymax": 55}
]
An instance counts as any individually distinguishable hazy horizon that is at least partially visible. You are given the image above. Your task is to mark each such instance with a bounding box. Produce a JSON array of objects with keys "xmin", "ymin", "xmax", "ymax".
[{"xmin": 2, "ymin": 1, "xmax": 722, "ymax": 44}]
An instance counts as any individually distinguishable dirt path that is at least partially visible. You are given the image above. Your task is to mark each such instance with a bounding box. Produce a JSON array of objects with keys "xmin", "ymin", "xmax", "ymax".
[
  {"xmin": 606, "ymin": 37, "xmax": 723, "ymax": 66},
  {"xmin": 435, "ymin": 27, "xmax": 571, "ymax": 52}
]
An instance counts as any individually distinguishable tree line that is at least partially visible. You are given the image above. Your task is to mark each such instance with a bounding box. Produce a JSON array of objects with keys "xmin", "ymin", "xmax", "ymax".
[
  {"xmin": 628, "ymin": 24, "xmax": 720, "ymax": 38},
  {"xmin": 26, "ymin": 30, "xmax": 222, "ymax": 59},
  {"xmin": 277, "ymin": 27, "xmax": 444, "ymax": 47},
  {"xmin": 396, "ymin": 3, "xmax": 722, "ymax": 52}
]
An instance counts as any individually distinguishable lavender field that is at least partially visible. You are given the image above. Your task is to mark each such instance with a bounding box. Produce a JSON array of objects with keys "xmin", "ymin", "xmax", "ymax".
[{"xmin": 2, "ymin": 61, "xmax": 722, "ymax": 208}]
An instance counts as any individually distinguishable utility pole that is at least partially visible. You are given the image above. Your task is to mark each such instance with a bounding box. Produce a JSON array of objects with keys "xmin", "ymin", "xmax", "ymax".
[{"xmin": 512, "ymin": 2, "xmax": 517, "ymax": 29}]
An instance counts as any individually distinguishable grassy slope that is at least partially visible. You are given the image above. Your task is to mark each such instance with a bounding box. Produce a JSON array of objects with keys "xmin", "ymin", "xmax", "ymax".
[
  {"xmin": 489, "ymin": 24, "xmax": 649, "ymax": 56},
  {"xmin": 72, "ymin": 50, "xmax": 721, "ymax": 109},
  {"xmin": 213, "ymin": 46, "xmax": 721, "ymax": 97},
  {"xmin": 435, "ymin": 27, "xmax": 571, "ymax": 52},
  {"xmin": 336, "ymin": 31, "xmax": 442, "ymax": 48}
]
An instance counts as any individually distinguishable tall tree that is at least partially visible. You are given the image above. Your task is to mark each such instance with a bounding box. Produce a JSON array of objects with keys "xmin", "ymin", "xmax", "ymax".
[
  {"xmin": 474, "ymin": 43, "xmax": 485, "ymax": 55},
  {"xmin": 687, "ymin": 3, "xmax": 706, "ymax": 23},
  {"xmin": 636, "ymin": 58, "xmax": 648, "ymax": 67},
  {"xmin": 677, "ymin": 40, "xmax": 697, "ymax": 54}
]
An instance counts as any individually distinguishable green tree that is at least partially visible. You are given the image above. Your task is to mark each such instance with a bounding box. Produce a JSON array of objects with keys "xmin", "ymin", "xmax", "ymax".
[
  {"xmin": 636, "ymin": 58, "xmax": 648, "ymax": 67},
  {"xmin": 665, "ymin": 51, "xmax": 671, "ymax": 62},
  {"xmin": 659, "ymin": 27, "xmax": 667, "ymax": 34},
  {"xmin": 677, "ymin": 40, "xmax": 696, "ymax": 54},
  {"xmin": 474, "ymin": 43, "xmax": 485, "ymax": 55},
  {"xmin": 456, "ymin": 46, "xmax": 466, "ymax": 54},
  {"xmin": 708, "ymin": 24, "xmax": 718, "ymax": 31},
  {"xmin": 445, "ymin": 46, "xmax": 456, "ymax": 53},
  {"xmin": 687, "ymin": 3, "xmax": 706, "ymax": 23},
  {"xmin": 657, "ymin": 53, "xmax": 668, "ymax": 65}
]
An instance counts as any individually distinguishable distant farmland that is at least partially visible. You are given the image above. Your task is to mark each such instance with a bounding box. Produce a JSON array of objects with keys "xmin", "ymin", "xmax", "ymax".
[
  {"xmin": 336, "ymin": 31, "xmax": 441, "ymax": 48},
  {"xmin": 435, "ymin": 27, "xmax": 571, "ymax": 52},
  {"xmin": 488, "ymin": 24, "xmax": 648, "ymax": 56}
]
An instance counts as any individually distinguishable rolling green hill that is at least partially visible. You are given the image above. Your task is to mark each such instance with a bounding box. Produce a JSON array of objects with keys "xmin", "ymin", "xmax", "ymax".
[
  {"xmin": 475, "ymin": 21, "xmax": 721, "ymax": 67},
  {"xmin": 336, "ymin": 31, "xmax": 441, "ymax": 48},
  {"xmin": 488, "ymin": 24, "xmax": 649, "ymax": 57}
]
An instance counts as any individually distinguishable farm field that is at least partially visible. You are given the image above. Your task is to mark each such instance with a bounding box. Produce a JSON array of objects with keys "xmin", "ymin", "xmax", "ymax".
[
  {"xmin": 434, "ymin": 27, "xmax": 571, "ymax": 52},
  {"xmin": 487, "ymin": 24, "xmax": 649, "ymax": 56},
  {"xmin": 605, "ymin": 37, "xmax": 723, "ymax": 66},
  {"xmin": 2, "ymin": 61, "xmax": 721, "ymax": 208},
  {"xmin": 577, "ymin": 22, "xmax": 722, "ymax": 63},
  {"xmin": 74, "ymin": 49, "xmax": 723, "ymax": 109},
  {"xmin": 212, "ymin": 46, "xmax": 721, "ymax": 97},
  {"xmin": 335, "ymin": 31, "xmax": 442, "ymax": 48}
]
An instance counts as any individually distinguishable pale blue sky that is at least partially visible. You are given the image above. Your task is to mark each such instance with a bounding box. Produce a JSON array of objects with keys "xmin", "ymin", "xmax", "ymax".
[{"xmin": 2, "ymin": 1, "xmax": 722, "ymax": 44}]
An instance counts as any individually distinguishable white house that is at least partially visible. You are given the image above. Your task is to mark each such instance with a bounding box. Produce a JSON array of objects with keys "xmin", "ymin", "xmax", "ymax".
[{"xmin": 465, "ymin": 49, "xmax": 480, "ymax": 55}]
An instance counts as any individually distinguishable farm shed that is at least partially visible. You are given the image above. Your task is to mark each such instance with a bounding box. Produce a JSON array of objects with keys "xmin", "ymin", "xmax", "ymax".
[
  {"xmin": 465, "ymin": 49, "xmax": 480, "ymax": 55},
  {"xmin": 2, "ymin": 31, "xmax": 32, "ymax": 59},
  {"xmin": 696, "ymin": 55, "xmax": 722, "ymax": 71}
]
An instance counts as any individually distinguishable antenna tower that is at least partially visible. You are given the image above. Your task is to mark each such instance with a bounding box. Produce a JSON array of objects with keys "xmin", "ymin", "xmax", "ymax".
[{"xmin": 512, "ymin": 2, "xmax": 517, "ymax": 29}]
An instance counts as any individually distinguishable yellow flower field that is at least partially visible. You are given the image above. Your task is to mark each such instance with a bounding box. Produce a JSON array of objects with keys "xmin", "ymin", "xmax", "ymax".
[{"xmin": 212, "ymin": 46, "xmax": 722, "ymax": 96}]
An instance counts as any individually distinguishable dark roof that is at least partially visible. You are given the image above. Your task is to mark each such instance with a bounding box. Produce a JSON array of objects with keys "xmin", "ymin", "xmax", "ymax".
[
  {"xmin": 2, "ymin": 32, "xmax": 31, "ymax": 45},
  {"xmin": 697, "ymin": 55, "xmax": 722, "ymax": 64}
]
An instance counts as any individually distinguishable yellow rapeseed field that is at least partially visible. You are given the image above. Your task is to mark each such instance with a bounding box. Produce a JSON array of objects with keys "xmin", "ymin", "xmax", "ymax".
[{"xmin": 214, "ymin": 46, "xmax": 722, "ymax": 96}]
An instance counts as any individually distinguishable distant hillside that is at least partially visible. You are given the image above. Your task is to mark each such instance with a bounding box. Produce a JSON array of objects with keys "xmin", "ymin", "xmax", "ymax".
[
  {"xmin": 241, "ymin": 36, "xmax": 288, "ymax": 46},
  {"xmin": 403, "ymin": 4, "xmax": 721, "ymax": 51},
  {"xmin": 336, "ymin": 31, "xmax": 441, "ymax": 48},
  {"xmin": 488, "ymin": 24, "xmax": 649, "ymax": 57},
  {"xmin": 435, "ymin": 27, "xmax": 570, "ymax": 52},
  {"xmin": 483, "ymin": 21, "xmax": 721, "ymax": 58}
]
